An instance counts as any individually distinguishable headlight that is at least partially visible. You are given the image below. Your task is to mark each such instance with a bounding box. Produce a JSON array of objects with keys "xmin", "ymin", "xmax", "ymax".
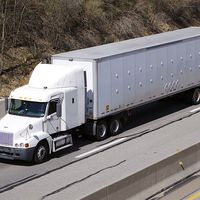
[{"xmin": 15, "ymin": 143, "xmax": 19, "ymax": 148}]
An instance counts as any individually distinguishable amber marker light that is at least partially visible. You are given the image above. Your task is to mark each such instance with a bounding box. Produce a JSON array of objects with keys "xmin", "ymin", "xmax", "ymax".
[{"xmin": 25, "ymin": 143, "xmax": 29, "ymax": 148}]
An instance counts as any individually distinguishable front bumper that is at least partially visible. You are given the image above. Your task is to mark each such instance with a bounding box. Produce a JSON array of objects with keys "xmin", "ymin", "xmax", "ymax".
[{"xmin": 0, "ymin": 146, "xmax": 35, "ymax": 161}]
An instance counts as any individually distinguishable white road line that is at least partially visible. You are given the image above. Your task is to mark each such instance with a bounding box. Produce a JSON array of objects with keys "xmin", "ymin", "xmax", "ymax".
[
  {"xmin": 75, "ymin": 137, "xmax": 127, "ymax": 159},
  {"xmin": 190, "ymin": 107, "xmax": 200, "ymax": 113}
]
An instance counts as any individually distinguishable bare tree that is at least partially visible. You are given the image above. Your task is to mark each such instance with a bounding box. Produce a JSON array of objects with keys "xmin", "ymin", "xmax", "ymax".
[
  {"xmin": 0, "ymin": 0, "xmax": 8, "ymax": 73},
  {"xmin": 14, "ymin": 2, "xmax": 26, "ymax": 46}
]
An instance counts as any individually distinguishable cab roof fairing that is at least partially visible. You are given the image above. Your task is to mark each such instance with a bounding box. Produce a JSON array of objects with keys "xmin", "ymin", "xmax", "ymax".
[{"xmin": 9, "ymin": 85, "xmax": 69, "ymax": 102}]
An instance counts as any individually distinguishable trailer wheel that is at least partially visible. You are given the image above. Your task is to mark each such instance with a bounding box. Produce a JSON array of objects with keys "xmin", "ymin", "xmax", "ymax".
[
  {"xmin": 95, "ymin": 120, "xmax": 108, "ymax": 141},
  {"xmin": 109, "ymin": 118, "xmax": 122, "ymax": 136},
  {"xmin": 33, "ymin": 141, "xmax": 49, "ymax": 164},
  {"xmin": 191, "ymin": 88, "xmax": 200, "ymax": 105}
]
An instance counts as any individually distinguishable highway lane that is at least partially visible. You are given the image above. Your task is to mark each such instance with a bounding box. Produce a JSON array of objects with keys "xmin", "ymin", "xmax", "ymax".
[
  {"xmin": 0, "ymin": 98, "xmax": 198, "ymax": 194},
  {"xmin": 2, "ymin": 98, "xmax": 200, "ymax": 199}
]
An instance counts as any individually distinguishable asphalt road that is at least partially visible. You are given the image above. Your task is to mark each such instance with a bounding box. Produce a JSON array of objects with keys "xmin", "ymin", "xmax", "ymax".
[{"xmin": 0, "ymin": 97, "xmax": 199, "ymax": 196}]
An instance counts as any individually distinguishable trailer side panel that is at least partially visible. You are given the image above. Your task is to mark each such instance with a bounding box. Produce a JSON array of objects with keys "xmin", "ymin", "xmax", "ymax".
[{"xmin": 96, "ymin": 37, "xmax": 200, "ymax": 119}]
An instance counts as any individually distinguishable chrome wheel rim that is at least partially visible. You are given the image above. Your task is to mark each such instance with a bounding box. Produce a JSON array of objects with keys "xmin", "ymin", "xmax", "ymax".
[
  {"xmin": 194, "ymin": 90, "xmax": 200, "ymax": 103},
  {"xmin": 97, "ymin": 124, "xmax": 107, "ymax": 138},
  {"xmin": 37, "ymin": 146, "xmax": 46, "ymax": 161},
  {"xmin": 196, "ymin": 91, "xmax": 200, "ymax": 102},
  {"xmin": 110, "ymin": 120, "xmax": 120, "ymax": 133}
]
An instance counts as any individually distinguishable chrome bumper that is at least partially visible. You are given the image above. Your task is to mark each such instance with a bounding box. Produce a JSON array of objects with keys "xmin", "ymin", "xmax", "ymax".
[{"xmin": 0, "ymin": 146, "xmax": 35, "ymax": 161}]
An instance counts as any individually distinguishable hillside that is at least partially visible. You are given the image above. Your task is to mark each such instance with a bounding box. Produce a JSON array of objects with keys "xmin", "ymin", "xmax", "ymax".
[{"xmin": 1, "ymin": 0, "xmax": 200, "ymax": 97}]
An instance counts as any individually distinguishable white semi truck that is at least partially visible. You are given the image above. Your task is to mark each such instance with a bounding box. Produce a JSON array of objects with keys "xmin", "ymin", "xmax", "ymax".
[{"xmin": 1, "ymin": 27, "xmax": 200, "ymax": 163}]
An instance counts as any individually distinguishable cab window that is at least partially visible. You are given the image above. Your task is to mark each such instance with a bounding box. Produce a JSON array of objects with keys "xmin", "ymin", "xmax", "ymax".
[{"xmin": 48, "ymin": 99, "xmax": 59, "ymax": 115}]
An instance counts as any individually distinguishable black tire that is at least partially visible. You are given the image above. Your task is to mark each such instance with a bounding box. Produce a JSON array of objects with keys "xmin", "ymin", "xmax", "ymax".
[
  {"xmin": 109, "ymin": 117, "xmax": 122, "ymax": 136},
  {"xmin": 94, "ymin": 120, "xmax": 108, "ymax": 141},
  {"xmin": 33, "ymin": 141, "xmax": 49, "ymax": 164},
  {"xmin": 187, "ymin": 88, "xmax": 200, "ymax": 105},
  {"xmin": 191, "ymin": 88, "xmax": 200, "ymax": 105}
]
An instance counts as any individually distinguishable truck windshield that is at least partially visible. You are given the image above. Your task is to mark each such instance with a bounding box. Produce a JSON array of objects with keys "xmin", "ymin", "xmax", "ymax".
[{"xmin": 9, "ymin": 99, "xmax": 47, "ymax": 118}]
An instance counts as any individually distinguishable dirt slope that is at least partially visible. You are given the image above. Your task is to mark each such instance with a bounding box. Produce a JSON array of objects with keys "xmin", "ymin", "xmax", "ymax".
[{"xmin": 1, "ymin": 0, "xmax": 200, "ymax": 97}]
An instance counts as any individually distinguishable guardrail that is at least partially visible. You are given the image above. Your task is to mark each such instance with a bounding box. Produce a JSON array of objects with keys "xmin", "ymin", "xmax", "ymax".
[
  {"xmin": 82, "ymin": 143, "xmax": 200, "ymax": 200},
  {"xmin": 0, "ymin": 98, "xmax": 8, "ymax": 119}
]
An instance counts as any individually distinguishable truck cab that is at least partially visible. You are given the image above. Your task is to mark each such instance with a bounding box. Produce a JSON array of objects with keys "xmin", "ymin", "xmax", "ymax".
[{"xmin": 0, "ymin": 63, "xmax": 85, "ymax": 163}]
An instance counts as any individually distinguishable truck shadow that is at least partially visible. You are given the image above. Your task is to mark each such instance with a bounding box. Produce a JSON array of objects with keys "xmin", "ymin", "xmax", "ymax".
[
  {"xmin": 52, "ymin": 97, "xmax": 190, "ymax": 159},
  {"xmin": 124, "ymin": 97, "xmax": 189, "ymax": 131},
  {"xmin": 51, "ymin": 134, "xmax": 94, "ymax": 159},
  {"xmin": 0, "ymin": 158, "xmax": 34, "ymax": 166}
]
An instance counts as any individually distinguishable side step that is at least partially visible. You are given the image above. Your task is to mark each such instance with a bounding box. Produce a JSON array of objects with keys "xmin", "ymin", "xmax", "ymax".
[{"xmin": 52, "ymin": 134, "xmax": 73, "ymax": 152}]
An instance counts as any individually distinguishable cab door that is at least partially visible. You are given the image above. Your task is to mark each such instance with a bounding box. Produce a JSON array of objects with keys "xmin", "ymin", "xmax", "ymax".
[{"xmin": 46, "ymin": 98, "xmax": 61, "ymax": 134}]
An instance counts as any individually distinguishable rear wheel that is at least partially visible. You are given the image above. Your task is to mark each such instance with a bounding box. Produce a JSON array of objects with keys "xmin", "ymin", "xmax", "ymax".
[
  {"xmin": 187, "ymin": 88, "xmax": 200, "ymax": 105},
  {"xmin": 33, "ymin": 141, "xmax": 49, "ymax": 164},
  {"xmin": 191, "ymin": 88, "xmax": 200, "ymax": 105},
  {"xmin": 95, "ymin": 120, "xmax": 108, "ymax": 141},
  {"xmin": 109, "ymin": 117, "xmax": 122, "ymax": 136}
]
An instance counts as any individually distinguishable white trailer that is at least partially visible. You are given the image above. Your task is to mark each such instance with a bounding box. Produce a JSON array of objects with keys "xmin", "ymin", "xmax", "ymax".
[
  {"xmin": 52, "ymin": 27, "xmax": 200, "ymax": 118},
  {"xmin": 0, "ymin": 27, "xmax": 200, "ymax": 163}
]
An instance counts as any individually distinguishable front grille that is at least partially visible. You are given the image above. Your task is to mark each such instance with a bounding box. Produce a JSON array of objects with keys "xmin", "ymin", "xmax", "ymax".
[{"xmin": 0, "ymin": 132, "xmax": 13, "ymax": 146}]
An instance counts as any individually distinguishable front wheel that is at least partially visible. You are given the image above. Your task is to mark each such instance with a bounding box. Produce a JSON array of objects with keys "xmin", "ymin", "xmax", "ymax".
[{"xmin": 33, "ymin": 141, "xmax": 49, "ymax": 164}]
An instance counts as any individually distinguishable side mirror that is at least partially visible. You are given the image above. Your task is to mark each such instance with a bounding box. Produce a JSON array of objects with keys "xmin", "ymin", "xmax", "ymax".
[
  {"xmin": 56, "ymin": 103, "xmax": 62, "ymax": 117},
  {"xmin": 5, "ymin": 97, "xmax": 9, "ymax": 111}
]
